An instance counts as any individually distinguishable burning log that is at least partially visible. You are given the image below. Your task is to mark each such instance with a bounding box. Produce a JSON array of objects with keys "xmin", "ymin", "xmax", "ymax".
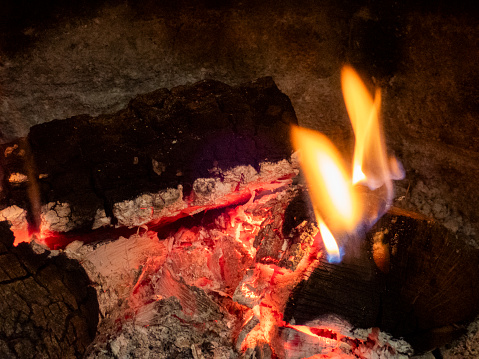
[
  {"xmin": 1, "ymin": 74, "xmax": 478, "ymax": 359},
  {"xmin": 0, "ymin": 77, "xmax": 297, "ymax": 247},
  {"xmin": 284, "ymin": 210, "xmax": 479, "ymax": 354},
  {"xmin": 0, "ymin": 76, "xmax": 302, "ymax": 358}
]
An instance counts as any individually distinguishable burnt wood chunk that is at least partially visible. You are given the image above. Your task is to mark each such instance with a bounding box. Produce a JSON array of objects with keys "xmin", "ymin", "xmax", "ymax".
[
  {"xmin": 0, "ymin": 77, "xmax": 297, "ymax": 233},
  {"xmin": 284, "ymin": 212, "xmax": 479, "ymax": 353},
  {"xmin": 0, "ymin": 221, "xmax": 99, "ymax": 358}
]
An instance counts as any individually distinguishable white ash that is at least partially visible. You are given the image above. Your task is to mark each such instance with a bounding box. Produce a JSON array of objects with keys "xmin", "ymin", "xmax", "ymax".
[
  {"xmin": 0, "ymin": 205, "xmax": 28, "ymax": 232},
  {"xmin": 236, "ymin": 314, "xmax": 261, "ymax": 352},
  {"xmin": 352, "ymin": 327, "xmax": 413, "ymax": 358},
  {"xmin": 64, "ymin": 231, "xmax": 165, "ymax": 318},
  {"xmin": 192, "ymin": 177, "xmax": 235, "ymax": 206},
  {"xmin": 440, "ymin": 314, "xmax": 479, "ymax": 359},
  {"xmin": 395, "ymin": 180, "xmax": 476, "ymax": 240},
  {"xmin": 63, "ymin": 239, "xmax": 86, "ymax": 256},
  {"xmin": 283, "ymin": 316, "xmax": 413, "ymax": 359},
  {"xmin": 112, "ymin": 185, "xmax": 185, "ymax": 227},
  {"xmin": 282, "ymin": 326, "xmax": 352, "ymax": 359},
  {"xmin": 113, "ymin": 159, "xmax": 296, "ymax": 228},
  {"xmin": 92, "ymin": 208, "xmax": 111, "ymax": 230},
  {"xmin": 86, "ymin": 298, "xmax": 237, "ymax": 359},
  {"xmin": 232, "ymin": 269, "xmax": 267, "ymax": 308},
  {"xmin": 29, "ymin": 238, "xmax": 51, "ymax": 255},
  {"xmin": 41, "ymin": 201, "xmax": 83, "ymax": 232},
  {"xmin": 4, "ymin": 159, "xmax": 296, "ymax": 233},
  {"xmin": 192, "ymin": 163, "xmax": 258, "ymax": 206},
  {"xmin": 194, "ymin": 160, "xmax": 297, "ymax": 207}
]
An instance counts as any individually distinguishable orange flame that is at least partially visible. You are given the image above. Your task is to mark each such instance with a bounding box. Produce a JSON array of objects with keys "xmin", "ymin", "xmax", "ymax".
[
  {"xmin": 291, "ymin": 66, "xmax": 404, "ymax": 261},
  {"xmin": 342, "ymin": 65, "xmax": 404, "ymax": 206},
  {"xmin": 291, "ymin": 126, "xmax": 360, "ymax": 233},
  {"xmin": 291, "ymin": 126, "xmax": 357, "ymax": 262},
  {"xmin": 317, "ymin": 217, "xmax": 341, "ymax": 263}
]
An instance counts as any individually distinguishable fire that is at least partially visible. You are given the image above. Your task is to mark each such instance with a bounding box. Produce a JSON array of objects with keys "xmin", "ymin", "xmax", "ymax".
[
  {"xmin": 291, "ymin": 126, "xmax": 360, "ymax": 234},
  {"xmin": 291, "ymin": 125, "xmax": 359, "ymax": 262},
  {"xmin": 317, "ymin": 218, "xmax": 341, "ymax": 263},
  {"xmin": 342, "ymin": 65, "xmax": 404, "ymax": 205},
  {"xmin": 291, "ymin": 65, "xmax": 404, "ymax": 262}
]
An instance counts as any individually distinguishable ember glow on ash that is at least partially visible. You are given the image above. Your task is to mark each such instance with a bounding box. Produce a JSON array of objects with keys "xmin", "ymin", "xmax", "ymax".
[{"xmin": 291, "ymin": 65, "xmax": 404, "ymax": 262}]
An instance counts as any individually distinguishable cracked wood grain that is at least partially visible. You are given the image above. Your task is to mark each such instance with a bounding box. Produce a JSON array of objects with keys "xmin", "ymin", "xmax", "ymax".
[{"xmin": 0, "ymin": 221, "xmax": 99, "ymax": 358}]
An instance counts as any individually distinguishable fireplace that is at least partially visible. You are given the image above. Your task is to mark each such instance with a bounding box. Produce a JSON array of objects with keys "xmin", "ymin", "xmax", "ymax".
[{"xmin": 1, "ymin": 1, "xmax": 478, "ymax": 358}]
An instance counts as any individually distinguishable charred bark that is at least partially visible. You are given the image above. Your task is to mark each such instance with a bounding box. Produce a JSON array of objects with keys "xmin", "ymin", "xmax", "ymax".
[
  {"xmin": 0, "ymin": 221, "xmax": 99, "ymax": 358},
  {"xmin": 0, "ymin": 77, "xmax": 297, "ymax": 239},
  {"xmin": 284, "ymin": 210, "xmax": 479, "ymax": 353}
]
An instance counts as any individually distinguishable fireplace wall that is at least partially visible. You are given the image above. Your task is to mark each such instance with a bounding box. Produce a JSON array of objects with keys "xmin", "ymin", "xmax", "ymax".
[{"xmin": 1, "ymin": 0, "xmax": 477, "ymax": 237}]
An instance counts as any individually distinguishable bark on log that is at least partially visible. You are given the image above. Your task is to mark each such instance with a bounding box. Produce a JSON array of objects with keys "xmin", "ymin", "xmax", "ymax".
[
  {"xmin": 284, "ymin": 210, "xmax": 479, "ymax": 353},
  {"xmin": 0, "ymin": 221, "xmax": 99, "ymax": 358},
  {"xmin": 0, "ymin": 77, "xmax": 297, "ymax": 242},
  {"xmin": 2, "ymin": 78, "xmax": 297, "ymax": 236}
]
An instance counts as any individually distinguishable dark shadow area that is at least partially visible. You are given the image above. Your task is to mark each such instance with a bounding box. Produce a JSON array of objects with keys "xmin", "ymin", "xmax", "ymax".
[{"xmin": 0, "ymin": 0, "xmax": 115, "ymax": 56}]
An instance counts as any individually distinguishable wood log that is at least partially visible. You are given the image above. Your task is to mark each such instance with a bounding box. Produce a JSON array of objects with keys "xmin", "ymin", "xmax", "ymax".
[
  {"xmin": 284, "ymin": 210, "xmax": 479, "ymax": 353},
  {"xmin": 0, "ymin": 221, "xmax": 99, "ymax": 358},
  {"xmin": 0, "ymin": 77, "xmax": 298, "ymax": 247}
]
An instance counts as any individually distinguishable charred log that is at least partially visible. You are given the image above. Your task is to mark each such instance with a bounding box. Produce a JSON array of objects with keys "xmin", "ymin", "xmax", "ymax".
[
  {"xmin": 0, "ymin": 221, "xmax": 99, "ymax": 358},
  {"xmin": 284, "ymin": 211, "xmax": 479, "ymax": 353},
  {"xmin": 0, "ymin": 77, "xmax": 297, "ymax": 243}
]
